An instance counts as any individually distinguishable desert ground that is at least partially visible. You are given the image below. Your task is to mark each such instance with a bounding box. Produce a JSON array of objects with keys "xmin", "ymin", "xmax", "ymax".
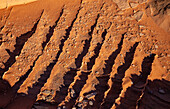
[{"xmin": 0, "ymin": 0, "xmax": 169, "ymax": 109}]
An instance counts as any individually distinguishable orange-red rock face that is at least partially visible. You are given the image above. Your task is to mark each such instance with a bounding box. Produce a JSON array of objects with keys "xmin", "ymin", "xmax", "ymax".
[{"xmin": 0, "ymin": 0, "xmax": 169, "ymax": 109}]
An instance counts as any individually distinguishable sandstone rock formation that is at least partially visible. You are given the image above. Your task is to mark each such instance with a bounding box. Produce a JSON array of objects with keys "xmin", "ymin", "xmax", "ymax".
[{"xmin": 0, "ymin": 0, "xmax": 169, "ymax": 109}]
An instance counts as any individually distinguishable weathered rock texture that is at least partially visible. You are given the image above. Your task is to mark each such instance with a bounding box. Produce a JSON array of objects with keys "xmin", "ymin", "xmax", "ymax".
[{"xmin": 0, "ymin": 0, "xmax": 169, "ymax": 109}]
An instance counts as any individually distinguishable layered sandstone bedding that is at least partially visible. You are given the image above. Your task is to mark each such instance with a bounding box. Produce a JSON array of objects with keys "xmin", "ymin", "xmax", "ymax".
[{"xmin": 0, "ymin": 0, "xmax": 169, "ymax": 109}]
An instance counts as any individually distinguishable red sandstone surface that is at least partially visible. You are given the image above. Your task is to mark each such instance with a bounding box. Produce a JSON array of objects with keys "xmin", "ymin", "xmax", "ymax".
[{"xmin": 0, "ymin": 0, "xmax": 169, "ymax": 109}]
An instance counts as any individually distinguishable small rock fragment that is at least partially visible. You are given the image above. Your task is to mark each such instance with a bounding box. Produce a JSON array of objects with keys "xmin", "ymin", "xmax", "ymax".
[
  {"xmin": 15, "ymin": 56, "xmax": 19, "ymax": 59},
  {"xmin": 41, "ymin": 95, "xmax": 46, "ymax": 100},
  {"xmin": 63, "ymin": 106, "xmax": 66, "ymax": 109},
  {"xmin": 85, "ymin": 92, "xmax": 97, "ymax": 99},
  {"xmin": 158, "ymin": 89, "xmax": 165, "ymax": 94},
  {"xmin": 155, "ymin": 45, "xmax": 158, "ymax": 48},
  {"xmin": 79, "ymin": 96, "xmax": 84, "ymax": 102},
  {"xmin": 70, "ymin": 88, "xmax": 76, "ymax": 98},
  {"xmin": 89, "ymin": 100, "xmax": 93, "ymax": 106}
]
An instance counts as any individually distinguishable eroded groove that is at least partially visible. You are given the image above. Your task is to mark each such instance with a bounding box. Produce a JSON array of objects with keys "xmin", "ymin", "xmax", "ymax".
[
  {"xmin": 115, "ymin": 54, "xmax": 155, "ymax": 109},
  {"xmin": 103, "ymin": 35, "xmax": 125, "ymax": 75},
  {"xmin": 88, "ymin": 14, "xmax": 100, "ymax": 36},
  {"xmin": 4, "ymin": 7, "xmax": 66, "ymax": 108},
  {"xmin": 88, "ymin": 34, "xmax": 125, "ymax": 108},
  {"xmin": 11, "ymin": 7, "xmax": 64, "ymax": 91},
  {"xmin": 100, "ymin": 42, "xmax": 139, "ymax": 109},
  {"xmin": 13, "ymin": 7, "xmax": 65, "ymax": 92},
  {"xmin": 27, "ymin": 60, "xmax": 54, "ymax": 97},
  {"xmin": 65, "ymin": 71, "xmax": 91, "ymax": 107},
  {"xmin": 55, "ymin": 13, "xmax": 101, "ymax": 108},
  {"xmin": 54, "ymin": 70, "xmax": 79, "ymax": 106},
  {"xmin": 56, "ymin": 36, "xmax": 94, "ymax": 106},
  {"xmin": 0, "ymin": 10, "xmax": 44, "ymax": 77},
  {"xmin": 42, "ymin": 8, "xmax": 64, "ymax": 49},
  {"xmin": 65, "ymin": 0, "xmax": 83, "ymax": 39},
  {"xmin": 36, "ymin": 0, "xmax": 83, "ymax": 85},
  {"xmin": 12, "ymin": 55, "xmax": 40, "ymax": 92},
  {"xmin": 4, "ymin": 3, "xmax": 83, "ymax": 108},
  {"xmin": 24, "ymin": 1, "xmax": 83, "ymax": 103},
  {"xmin": 75, "ymin": 14, "xmax": 100, "ymax": 68},
  {"xmin": 87, "ymin": 29, "xmax": 107, "ymax": 70},
  {"xmin": 59, "ymin": 29, "xmax": 109, "ymax": 108}
]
